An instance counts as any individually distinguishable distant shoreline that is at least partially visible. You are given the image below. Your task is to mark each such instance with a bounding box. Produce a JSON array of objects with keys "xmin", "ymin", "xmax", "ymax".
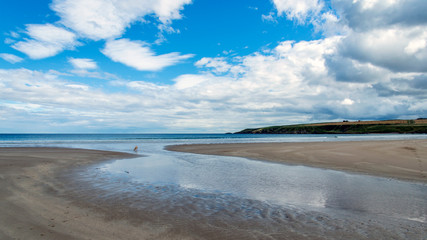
[
  {"xmin": 167, "ymin": 140, "xmax": 427, "ymax": 183},
  {"xmin": 236, "ymin": 119, "xmax": 427, "ymax": 134}
]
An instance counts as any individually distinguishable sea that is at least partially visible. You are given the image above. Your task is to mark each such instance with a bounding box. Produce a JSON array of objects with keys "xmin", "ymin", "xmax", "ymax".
[{"xmin": 1, "ymin": 133, "xmax": 427, "ymax": 238}]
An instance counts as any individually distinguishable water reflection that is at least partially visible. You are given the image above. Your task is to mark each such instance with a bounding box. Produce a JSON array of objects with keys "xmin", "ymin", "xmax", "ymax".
[{"xmin": 100, "ymin": 151, "xmax": 427, "ymax": 223}]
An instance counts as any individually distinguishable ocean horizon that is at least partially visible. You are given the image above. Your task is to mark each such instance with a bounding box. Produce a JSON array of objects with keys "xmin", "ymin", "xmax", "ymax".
[{"xmin": 2, "ymin": 132, "xmax": 427, "ymax": 143}]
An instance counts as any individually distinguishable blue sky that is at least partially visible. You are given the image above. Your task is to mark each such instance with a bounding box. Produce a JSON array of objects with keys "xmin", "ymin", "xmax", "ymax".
[{"xmin": 1, "ymin": 0, "xmax": 426, "ymax": 133}]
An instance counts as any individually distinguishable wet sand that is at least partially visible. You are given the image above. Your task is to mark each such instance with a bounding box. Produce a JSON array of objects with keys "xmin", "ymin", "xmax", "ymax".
[
  {"xmin": 0, "ymin": 147, "xmax": 178, "ymax": 240},
  {"xmin": 166, "ymin": 140, "xmax": 427, "ymax": 183}
]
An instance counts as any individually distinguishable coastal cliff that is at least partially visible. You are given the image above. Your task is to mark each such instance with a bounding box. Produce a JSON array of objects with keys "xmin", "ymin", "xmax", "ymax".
[{"xmin": 236, "ymin": 119, "xmax": 427, "ymax": 134}]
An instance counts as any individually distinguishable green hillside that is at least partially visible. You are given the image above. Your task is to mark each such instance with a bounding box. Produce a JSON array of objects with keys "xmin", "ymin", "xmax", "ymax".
[{"xmin": 236, "ymin": 119, "xmax": 427, "ymax": 134}]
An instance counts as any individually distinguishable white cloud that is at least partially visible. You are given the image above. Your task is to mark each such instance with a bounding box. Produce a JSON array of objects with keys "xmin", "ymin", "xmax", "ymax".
[
  {"xmin": 341, "ymin": 98, "xmax": 354, "ymax": 105},
  {"xmin": 7, "ymin": 0, "xmax": 193, "ymax": 61},
  {"xmin": 9, "ymin": 31, "xmax": 20, "ymax": 39},
  {"xmin": 25, "ymin": 24, "xmax": 76, "ymax": 44},
  {"xmin": 272, "ymin": 0, "xmax": 324, "ymax": 23},
  {"xmin": 51, "ymin": 0, "xmax": 192, "ymax": 40},
  {"xmin": 13, "ymin": 40, "xmax": 65, "ymax": 59},
  {"xmin": 169, "ymin": 36, "xmax": 426, "ymax": 126},
  {"xmin": 65, "ymin": 84, "xmax": 90, "ymax": 91},
  {"xmin": 333, "ymin": 0, "xmax": 427, "ymax": 31},
  {"xmin": 312, "ymin": 11, "xmax": 350, "ymax": 36},
  {"xmin": 311, "ymin": 0, "xmax": 427, "ymax": 74},
  {"xmin": 262, "ymin": 12, "xmax": 277, "ymax": 23},
  {"xmin": 339, "ymin": 25, "xmax": 427, "ymax": 73},
  {"xmin": 12, "ymin": 24, "xmax": 78, "ymax": 59},
  {"xmin": 102, "ymin": 38, "xmax": 193, "ymax": 71},
  {"xmin": 2, "ymin": 0, "xmax": 427, "ymax": 132},
  {"xmin": 153, "ymin": 0, "xmax": 193, "ymax": 24},
  {"xmin": 1, "ymin": 29, "xmax": 427, "ymax": 133},
  {"xmin": 195, "ymin": 57, "xmax": 232, "ymax": 74},
  {"xmin": 174, "ymin": 74, "xmax": 210, "ymax": 90},
  {"xmin": 404, "ymin": 35, "xmax": 427, "ymax": 55},
  {"xmin": 69, "ymin": 58, "xmax": 98, "ymax": 69},
  {"xmin": 68, "ymin": 58, "xmax": 102, "ymax": 78},
  {"xmin": 173, "ymin": 38, "xmax": 348, "ymax": 118},
  {"xmin": 0, "ymin": 68, "xmax": 137, "ymax": 112},
  {"xmin": 0, "ymin": 68, "xmax": 194, "ymax": 132},
  {"xmin": 325, "ymin": 55, "xmax": 388, "ymax": 83},
  {"xmin": 0, "ymin": 53, "xmax": 23, "ymax": 64}
]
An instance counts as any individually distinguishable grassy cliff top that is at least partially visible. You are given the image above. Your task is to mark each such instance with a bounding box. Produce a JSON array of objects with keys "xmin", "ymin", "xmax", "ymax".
[{"xmin": 236, "ymin": 119, "xmax": 427, "ymax": 134}]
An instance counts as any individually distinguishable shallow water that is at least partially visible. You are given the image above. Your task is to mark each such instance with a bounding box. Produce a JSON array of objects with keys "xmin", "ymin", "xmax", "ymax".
[
  {"xmin": 63, "ymin": 147, "xmax": 427, "ymax": 239},
  {"xmin": 99, "ymin": 151, "xmax": 427, "ymax": 223}
]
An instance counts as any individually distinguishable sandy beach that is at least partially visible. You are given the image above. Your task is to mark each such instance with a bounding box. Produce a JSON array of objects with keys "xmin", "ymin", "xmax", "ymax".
[
  {"xmin": 1, "ymin": 142, "xmax": 426, "ymax": 239},
  {"xmin": 167, "ymin": 140, "xmax": 427, "ymax": 183},
  {"xmin": 0, "ymin": 147, "xmax": 177, "ymax": 240}
]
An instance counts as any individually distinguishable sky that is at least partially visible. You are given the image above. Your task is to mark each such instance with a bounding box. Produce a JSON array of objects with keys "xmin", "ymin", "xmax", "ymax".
[{"xmin": 0, "ymin": 0, "xmax": 426, "ymax": 133}]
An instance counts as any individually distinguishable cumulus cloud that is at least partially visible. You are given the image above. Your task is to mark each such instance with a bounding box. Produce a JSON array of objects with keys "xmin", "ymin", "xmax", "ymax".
[
  {"xmin": 171, "ymin": 34, "xmax": 426, "ymax": 126},
  {"xmin": 1, "ymin": 29, "xmax": 426, "ymax": 132},
  {"xmin": 327, "ymin": 0, "xmax": 427, "ymax": 74},
  {"xmin": 102, "ymin": 38, "xmax": 193, "ymax": 71},
  {"xmin": 0, "ymin": 68, "xmax": 138, "ymax": 117},
  {"xmin": 338, "ymin": 27, "xmax": 427, "ymax": 72},
  {"xmin": 12, "ymin": 24, "xmax": 78, "ymax": 59},
  {"xmin": 51, "ymin": 0, "xmax": 192, "ymax": 40},
  {"xmin": 271, "ymin": 0, "xmax": 427, "ymax": 75},
  {"xmin": 2, "ymin": 0, "xmax": 427, "ymax": 132},
  {"xmin": 0, "ymin": 68, "xmax": 206, "ymax": 132},
  {"xmin": 176, "ymin": 38, "xmax": 377, "ymax": 122},
  {"xmin": 7, "ymin": 0, "xmax": 193, "ymax": 64},
  {"xmin": 373, "ymin": 74, "xmax": 427, "ymax": 98},
  {"xmin": 325, "ymin": 55, "xmax": 389, "ymax": 83},
  {"xmin": 333, "ymin": 0, "xmax": 427, "ymax": 31},
  {"xmin": 0, "ymin": 53, "xmax": 23, "ymax": 64}
]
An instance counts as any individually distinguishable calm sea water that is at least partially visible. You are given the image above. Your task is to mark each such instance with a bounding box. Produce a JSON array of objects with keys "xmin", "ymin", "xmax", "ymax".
[
  {"xmin": 2, "ymin": 133, "xmax": 427, "ymax": 145},
  {"xmin": 1, "ymin": 132, "xmax": 426, "ymax": 159},
  {"xmin": 2, "ymin": 133, "xmax": 427, "ymax": 238}
]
